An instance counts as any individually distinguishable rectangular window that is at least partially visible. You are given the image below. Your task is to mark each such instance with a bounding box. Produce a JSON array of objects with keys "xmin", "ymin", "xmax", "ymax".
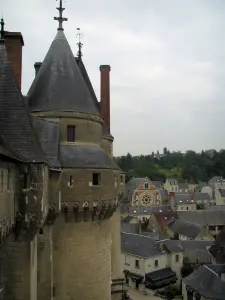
[
  {"xmin": 69, "ymin": 175, "xmax": 73, "ymax": 186},
  {"xmin": 144, "ymin": 182, "xmax": 149, "ymax": 189},
  {"xmin": 120, "ymin": 175, "xmax": 123, "ymax": 183},
  {"xmin": 92, "ymin": 173, "xmax": 100, "ymax": 186},
  {"xmin": 154, "ymin": 260, "xmax": 158, "ymax": 267},
  {"xmin": 175, "ymin": 254, "xmax": 179, "ymax": 262},
  {"xmin": 67, "ymin": 125, "xmax": 76, "ymax": 142},
  {"xmin": 135, "ymin": 260, "xmax": 140, "ymax": 268}
]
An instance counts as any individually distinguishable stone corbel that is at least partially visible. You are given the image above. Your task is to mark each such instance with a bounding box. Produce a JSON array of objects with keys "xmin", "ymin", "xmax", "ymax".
[
  {"xmin": 83, "ymin": 201, "xmax": 89, "ymax": 221},
  {"xmin": 73, "ymin": 201, "xmax": 80, "ymax": 222}
]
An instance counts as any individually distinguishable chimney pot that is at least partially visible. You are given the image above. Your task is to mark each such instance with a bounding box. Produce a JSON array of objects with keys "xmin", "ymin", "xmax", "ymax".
[
  {"xmin": 34, "ymin": 62, "xmax": 42, "ymax": 77},
  {"xmin": 100, "ymin": 64, "xmax": 111, "ymax": 133}
]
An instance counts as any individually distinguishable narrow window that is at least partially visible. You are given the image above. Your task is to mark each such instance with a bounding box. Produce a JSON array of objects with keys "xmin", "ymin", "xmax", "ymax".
[
  {"xmin": 135, "ymin": 260, "xmax": 140, "ymax": 268},
  {"xmin": 67, "ymin": 125, "xmax": 76, "ymax": 142},
  {"xmin": 144, "ymin": 182, "xmax": 149, "ymax": 189},
  {"xmin": 1, "ymin": 169, "xmax": 3, "ymax": 191},
  {"xmin": 92, "ymin": 173, "xmax": 100, "ymax": 186},
  {"xmin": 175, "ymin": 254, "xmax": 179, "ymax": 262},
  {"xmin": 154, "ymin": 260, "xmax": 158, "ymax": 267},
  {"xmin": 69, "ymin": 175, "xmax": 73, "ymax": 187},
  {"xmin": 7, "ymin": 168, "xmax": 11, "ymax": 190},
  {"xmin": 120, "ymin": 174, "xmax": 123, "ymax": 183},
  {"xmin": 23, "ymin": 173, "xmax": 28, "ymax": 189}
]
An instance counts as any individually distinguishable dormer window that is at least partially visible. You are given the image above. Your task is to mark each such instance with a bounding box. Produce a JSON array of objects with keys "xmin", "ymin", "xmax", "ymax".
[{"xmin": 67, "ymin": 125, "xmax": 76, "ymax": 142}]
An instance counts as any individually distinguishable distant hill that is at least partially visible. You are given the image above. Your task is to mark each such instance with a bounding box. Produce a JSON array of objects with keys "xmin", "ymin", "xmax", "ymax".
[{"xmin": 115, "ymin": 149, "xmax": 225, "ymax": 183}]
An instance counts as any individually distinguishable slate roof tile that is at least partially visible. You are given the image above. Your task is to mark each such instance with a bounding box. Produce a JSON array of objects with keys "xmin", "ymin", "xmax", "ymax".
[
  {"xmin": 28, "ymin": 31, "xmax": 99, "ymax": 115},
  {"xmin": 184, "ymin": 265, "xmax": 225, "ymax": 299},
  {"xmin": 0, "ymin": 41, "xmax": 45, "ymax": 163}
]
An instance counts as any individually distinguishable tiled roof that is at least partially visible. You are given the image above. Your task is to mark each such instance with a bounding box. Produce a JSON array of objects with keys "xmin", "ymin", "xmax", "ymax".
[
  {"xmin": 164, "ymin": 240, "xmax": 213, "ymax": 263},
  {"xmin": 121, "ymin": 232, "xmax": 162, "ymax": 258},
  {"xmin": 28, "ymin": 30, "xmax": 99, "ymax": 115},
  {"xmin": 164, "ymin": 240, "xmax": 183, "ymax": 253},
  {"xmin": 178, "ymin": 210, "xmax": 225, "ymax": 226},
  {"xmin": 194, "ymin": 192, "xmax": 211, "ymax": 201},
  {"xmin": 151, "ymin": 181, "xmax": 162, "ymax": 189},
  {"xmin": 175, "ymin": 194, "xmax": 196, "ymax": 205},
  {"xmin": 0, "ymin": 40, "xmax": 45, "ymax": 163},
  {"xmin": 124, "ymin": 177, "xmax": 151, "ymax": 199},
  {"xmin": 121, "ymin": 222, "xmax": 138, "ymax": 234},
  {"xmin": 126, "ymin": 206, "xmax": 172, "ymax": 215},
  {"xmin": 141, "ymin": 231, "xmax": 168, "ymax": 241},
  {"xmin": 168, "ymin": 219, "xmax": 203, "ymax": 239},
  {"xmin": 153, "ymin": 212, "xmax": 178, "ymax": 227},
  {"xmin": 60, "ymin": 144, "xmax": 119, "ymax": 169},
  {"xmin": 178, "ymin": 183, "xmax": 189, "ymax": 189},
  {"xmin": 31, "ymin": 117, "xmax": 61, "ymax": 168},
  {"xmin": 181, "ymin": 240, "xmax": 213, "ymax": 263},
  {"xmin": 184, "ymin": 265, "xmax": 225, "ymax": 300},
  {"xmin": 123, "ymin": 215, "xmax": 136, "ymax": 223}
]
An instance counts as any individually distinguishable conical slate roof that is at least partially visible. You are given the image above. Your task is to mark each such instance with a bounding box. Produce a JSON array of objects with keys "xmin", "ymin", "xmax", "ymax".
[
  {"xmin": 28, "ymin": 30, "xmax": 99, "ymax": 115},
  {"xmin": 0, "ymin": 40, "xmax": 45, "ymax": 162}
]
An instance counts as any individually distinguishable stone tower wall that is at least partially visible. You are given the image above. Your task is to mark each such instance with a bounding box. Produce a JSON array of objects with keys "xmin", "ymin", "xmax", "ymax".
[
  {"xmin": 101, "ymin": 137, "xmax": 113, "ymax": 156},
  {"xmin": 61, "ymin": 168, "xmax": 118, "ymax": 205},
  {"xmin": 53, "ymin": 217, "xmax": 111, "ymax": 300}
]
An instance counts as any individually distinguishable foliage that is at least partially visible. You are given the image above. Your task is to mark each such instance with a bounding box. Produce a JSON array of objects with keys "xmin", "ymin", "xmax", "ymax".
[
  {"xmin": 115, "ymin": 149, "xmax": 225, "ymax": 183},
  {"xmin": 181, "ymin": 257, "xmax": 194, "ymax": 278}
]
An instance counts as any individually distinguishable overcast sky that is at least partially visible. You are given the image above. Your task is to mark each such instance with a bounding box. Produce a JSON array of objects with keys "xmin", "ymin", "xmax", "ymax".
[{"xmin": 2, "ymin": 0, "xmax": 225, "ymax": 156}]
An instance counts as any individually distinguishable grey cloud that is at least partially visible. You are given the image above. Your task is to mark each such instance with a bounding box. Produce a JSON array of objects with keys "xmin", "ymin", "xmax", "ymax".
[{"xmin": 2, "ymin": 0, "xmax": 225, "ymax": 155}]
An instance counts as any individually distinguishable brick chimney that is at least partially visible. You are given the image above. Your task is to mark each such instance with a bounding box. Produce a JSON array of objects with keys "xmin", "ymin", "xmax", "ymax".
[
  {"xmin": 34, "ymin": 62, "xmax": 42, "ymax": 77},
  {"xmin": 169, "ymin": 192, "xmax": 176, "ymax": 211},
  {"xmin": 100, "ymin": 65, "xmax": 111, "ymax": 133},
  {"xmin": 5, "ymin": 31, "xmax": 24, "ymax": 90}
]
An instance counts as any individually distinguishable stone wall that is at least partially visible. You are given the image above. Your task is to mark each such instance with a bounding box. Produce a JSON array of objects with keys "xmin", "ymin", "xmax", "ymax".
[
  {"xmin": 0, "ymin": 236, "xmax": 31, "ymax": 300},
  {"xmin": 53, "ymin": 217, "xmax": 111, "ymax": 300},
  {"xmin": 37, "ymin": 227, "xmax": 52, "ymax": 300},
  {"xmin": 61, "ymin": 168, "xmax": 119, "ymax": 207}
]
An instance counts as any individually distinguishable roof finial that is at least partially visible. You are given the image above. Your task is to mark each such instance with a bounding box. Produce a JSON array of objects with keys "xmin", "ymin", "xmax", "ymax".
[
  {"xmin": 76, "ymin": 28, "xmax": 83, "ymax": 60},
  {"xmin": 54, "ymin": 0, "xmax": 68, "ymax": 31},
  {"xmin": 0, "ymin": 17, "xmax": 5, "ymax": 40}
]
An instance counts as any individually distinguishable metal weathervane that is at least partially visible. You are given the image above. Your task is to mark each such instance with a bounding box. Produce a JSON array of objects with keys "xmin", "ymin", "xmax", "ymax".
[
  {"xmin": 54, "ymin": 0, "xmax": 68, "ymax": 31},
  {"xmin": 76, "ymin": 28, "xmax": 83, "ymax": 59},
  {"xmin": 0, "ymin": 17, "xmax": 4, "ymax": 40}
]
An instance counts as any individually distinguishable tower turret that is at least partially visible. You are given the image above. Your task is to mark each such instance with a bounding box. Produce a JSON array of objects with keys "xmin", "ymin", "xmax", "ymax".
[{"xmin": 26, "ymin": 2, "xmax": 121, "ymax": 299}]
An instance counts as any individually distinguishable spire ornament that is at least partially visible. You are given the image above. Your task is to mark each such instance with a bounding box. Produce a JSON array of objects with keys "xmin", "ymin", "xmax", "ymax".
[
  {"xmin": 54, "ymin": 0, "xmax": 68, "ymax": 31},
  {"xmin": 76, "ymin": 28, "xmax": 83, "ymax": 60},
  {"xmin": 0, "ymin": 17, "xmax": 5, "ymax": 40}
]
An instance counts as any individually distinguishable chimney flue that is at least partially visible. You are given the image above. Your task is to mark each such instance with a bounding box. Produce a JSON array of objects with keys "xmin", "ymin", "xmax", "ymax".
[
  {"xmin": 5, "ymin": 32, "xmax": 24, "ymax": 90},
  {"xmin": 34, "ymin": 62, "xmax": 42, "ymax": 77},
  {"xmin": 100, "ymin": 65, "xmax": 111, "ymax": 133}
]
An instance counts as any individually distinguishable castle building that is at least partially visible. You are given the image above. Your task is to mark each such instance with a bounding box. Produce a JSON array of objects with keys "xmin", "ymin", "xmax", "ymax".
[{"xmin": 0, "ymin": 1, "xmax": 124, "ymax": 299}]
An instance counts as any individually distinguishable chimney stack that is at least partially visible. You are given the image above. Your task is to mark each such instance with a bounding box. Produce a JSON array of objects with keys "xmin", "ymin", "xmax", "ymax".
[
  {"xmin": 34, "ymin": 62, "xmax": 42, "ymax": 77},
  {"xmin": 100, "ymin": 65, "xmax": 111, "ymax": 133},
  {"xmin": 5, "ymin": 32, "xmax": 24, "ymax": 90},
  {"xmin": 169, "ymin": 192, "xmax": 176, "ymax": 211}
]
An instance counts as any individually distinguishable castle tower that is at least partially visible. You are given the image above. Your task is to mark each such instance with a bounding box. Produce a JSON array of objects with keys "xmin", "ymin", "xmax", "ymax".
[{"xmin": 27, "ymin": 2, "xmax": 121, "ymax": 299}]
